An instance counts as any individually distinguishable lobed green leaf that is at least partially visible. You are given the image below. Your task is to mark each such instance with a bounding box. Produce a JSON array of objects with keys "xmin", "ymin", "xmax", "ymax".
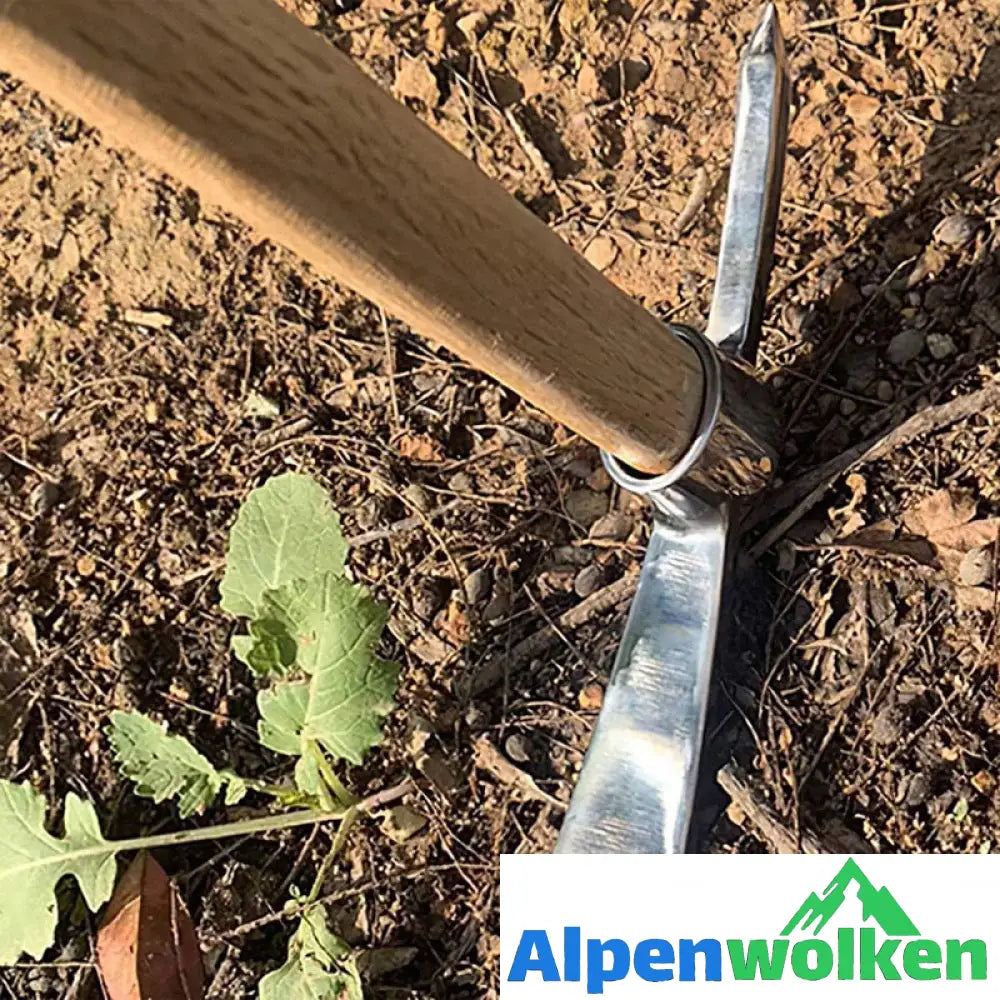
[
  {"xmin": 0, "ymin": 781, "xmax": 116, "ymax": 963},
  {"xmin": 258, "ymin": 904, "xmax": 362, "ymax": 1000},
  {"xmin": 108, "ymin": 710, "xmax": 246, "ymax": 818}
]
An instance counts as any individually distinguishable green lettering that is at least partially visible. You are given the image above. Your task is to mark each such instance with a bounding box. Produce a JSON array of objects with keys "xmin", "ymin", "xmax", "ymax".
[
  {"xmin": 837, "ymin": 928, "xmax": 854, "ymax": 980},
  {"xmin": 727, "ymin": 939, "xmax": 788, "ymax": 980},
  {"xmin": 791, "ymin": 940, "xmax": 833, "ymax": 980},
  {"xmin": 946, "ymin": 939, "xmax": 987, "ymax": 980},
  {"xmin": 903, "ymin": 941, "xmax": 941, "ymax": 980},
  {"xmin": 859, "ymin": 928, "xmax": 900, "ymax": 980}
]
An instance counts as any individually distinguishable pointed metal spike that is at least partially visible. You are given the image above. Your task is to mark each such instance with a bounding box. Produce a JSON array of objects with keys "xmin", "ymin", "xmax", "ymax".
[
  {"xmin": 704, "ymin": 3, "xmax": 790, "ymax": 362},
  {"xmin": 747, "ymin": 2, "xmax": 782, "ymax": 57}
]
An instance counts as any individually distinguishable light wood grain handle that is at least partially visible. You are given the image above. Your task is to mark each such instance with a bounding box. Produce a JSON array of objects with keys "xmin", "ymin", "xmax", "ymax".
[{"xmin": 0, "ymin": 0, "xmax": 776, "ymax": 490}]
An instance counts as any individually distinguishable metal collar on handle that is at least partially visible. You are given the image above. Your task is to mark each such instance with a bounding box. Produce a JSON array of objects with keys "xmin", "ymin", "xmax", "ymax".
[{"xmin": 600, "ymin": 324, "xmax": 722, "ymax": 496}]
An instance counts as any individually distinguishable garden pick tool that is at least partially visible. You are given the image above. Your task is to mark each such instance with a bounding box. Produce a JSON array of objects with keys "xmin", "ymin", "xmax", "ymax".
[{"xmin": 556, "ymin": 4, "xmax": 790, "ymax": 854}]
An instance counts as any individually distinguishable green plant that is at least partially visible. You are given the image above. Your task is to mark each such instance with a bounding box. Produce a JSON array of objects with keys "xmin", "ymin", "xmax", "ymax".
[{"xmin": 0, "ymin": 473, "xmax": 401, "ymax": 996}]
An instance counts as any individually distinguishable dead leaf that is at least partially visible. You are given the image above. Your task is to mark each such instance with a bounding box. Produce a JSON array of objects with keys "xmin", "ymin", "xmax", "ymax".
[
  {"xmin": 396, "ymin": 432, "xmax": 445, "ymax": 462},
  {"xmin": 97, "ymin": 852, "xmax": 204, "ymax": 1000},
  {"xmin": 954, "ymin": 586, "xmax": 996, "ymax": 614},
  {"xmin": 831, "ymin": 526, "xmax": 937, "ymax": 566},
  {"xmin": 933, "ymin": 519, "xmax": 1000, "ymax": 552},
  {"xmin": 958, "ymin": 546, "xmax": 995, "ymax": 587},
  {"xmin": 902, "ymin": 488, "xmax": 976, "ymax": 537}
]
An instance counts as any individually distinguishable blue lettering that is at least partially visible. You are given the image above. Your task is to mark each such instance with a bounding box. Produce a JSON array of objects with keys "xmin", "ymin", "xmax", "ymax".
[
  {"xmin": 507, "ymin": 930, "xmax": 560, "ymax": 983},
  {"xmin": 635, "ymin": 939, "xmax": 674, "ymax": 982},
  {"xmin": 679, "ymin": 938, "xmax": 722, "ymax": 981},
  {"xmin": 564, "ymin": 927, "xmax": 581, "ymax": 982},
  {"xmin": 586, "ymin": 938, "xmax": 630, "ymax": 994}
]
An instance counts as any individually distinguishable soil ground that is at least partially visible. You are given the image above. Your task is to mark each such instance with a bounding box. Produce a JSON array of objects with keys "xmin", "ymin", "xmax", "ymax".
[{"xmin": 3, "ymin": 0, "xmax": 1000, "ymax": 995}]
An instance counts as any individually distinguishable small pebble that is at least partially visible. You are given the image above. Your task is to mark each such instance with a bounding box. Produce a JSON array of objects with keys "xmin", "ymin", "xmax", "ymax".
[
  {"xmin": 970, "ymin": 327, "xmax": 991, "ymax": 351},
  {"xmin": 76, "ymin": 554, "xmax": 97, "ymax": 577},
  {"xmin": 462, "ymin": 567, "xmax": 491, "ymax": 605},
  {"xmin": 589, "ymin": 511, "xmax": 632, "ymax": 542},
  {"xmin": 417, "ymin": 752, "xmax": 459, "ymax": 793},
  {"xmin": 886, "ymin": 328, "xmax": 925, "ymax": 365},
  {"xmin": 839, "ymin": 398, "xmax": 857, "ymax": 416},
  {"xmin": 504, "ymin": 733, "xmax": 531, "ymax": 764},
  {"xmin": 974, "ymin": 271, "xmax": 1000, "ymax": 300},
  {"xmin": 565, "ymin": 488, "xmax": 609, "ymax": 528},
  {"xmin": 876, "ymin": 380, "xmax": 895, "ymax": 402},
  {"xmin": 974, "ymin": 300, "xmax": 1000, "ymax": 335},
  {"xmin": 583, "ymin": 236, "xmax": 619, "ymax": 272},
  {"xmin": 30, "ymin": 480, "xmax": 60, "ymax": 516},
  {"xmin": 574, "ymin": 563, "xmax": 603, "ymax": 597},
  {"xmin": 933, "ymin": 212, "xmax": 978, "ymax": 249},
  {"xmin": 381, "ymin": 805, "xmax": 428, "ymax": 843},
  {"xmin": 926, "ymin": 332, "xmax": 957, "ymax": 360},
  {"xmin": 483, "ymin": 593, "xmax": 510, "ymax": 622},
  {"xmin": 959, "ymin": 546, "xmax": 994, "ymax": 588},
  {"xmin": 403, "ymin": 482, "xmax": 431, "ymax": 513}
]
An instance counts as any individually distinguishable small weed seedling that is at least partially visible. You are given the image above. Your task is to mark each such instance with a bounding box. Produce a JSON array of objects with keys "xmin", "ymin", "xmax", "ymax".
[{"xmin": 0, "ymin": 473, "xmax": 402, "ymax": 997}]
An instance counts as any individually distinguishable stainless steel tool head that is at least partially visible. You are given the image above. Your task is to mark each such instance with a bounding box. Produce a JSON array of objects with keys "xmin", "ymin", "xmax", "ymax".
[
  {"xmin": 556, "ymin": 3, "xmax": 789, "ymax": 855},
  {"xmin": 705, "ymin": 4, "xmax": 790, "ymax": 362}
]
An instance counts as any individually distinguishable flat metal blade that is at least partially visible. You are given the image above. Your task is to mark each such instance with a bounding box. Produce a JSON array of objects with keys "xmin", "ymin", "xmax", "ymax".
[
  {"xmin": 556, "ymin": 5, "xmax": 789, "ymax": 855},
  {"xmin": 555, "ymin": 490, "xmax": 726, "ymax": 854},
  {"xmin": 705, "ymin": 3, "xmax": 790, "ymax": 362}
]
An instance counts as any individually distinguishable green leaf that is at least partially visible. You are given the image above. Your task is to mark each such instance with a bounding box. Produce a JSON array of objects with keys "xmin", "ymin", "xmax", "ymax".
[
  {"xmin": 220, "ymin": 473, "xmax": 348, "ymax": 618},
  {"xmin": 244, "ymin": 617, "xmax": 299, "ymax": 677},
  {"xmin": 256, "ymin": 573, "xmax": 398, "ymax": 766},
  {"xmin": 258, "ymin": 905, "xmax": 362, "ymax": 1000},
  {"xmin": 0, "ymin": 781, "xmax": 116, "ymax": 962},
  {"xmin": 293, "ymin": 754, "xmax": 324, "ymax": 798},
  {"xmin": 108, "ymin": 710, "xmax": 247, "ymax": 818}
]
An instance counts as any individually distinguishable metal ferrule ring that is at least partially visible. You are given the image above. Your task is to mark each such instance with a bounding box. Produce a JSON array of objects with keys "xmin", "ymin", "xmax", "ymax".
[{"xmin": 600, "ymin": 324, "xmax": 722, "ymax": 496}]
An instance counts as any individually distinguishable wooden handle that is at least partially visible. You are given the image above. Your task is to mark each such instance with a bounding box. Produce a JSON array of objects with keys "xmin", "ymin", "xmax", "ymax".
[{"xmin": 0, "ymin": 0, "xmax": 776, "ymax": 490}]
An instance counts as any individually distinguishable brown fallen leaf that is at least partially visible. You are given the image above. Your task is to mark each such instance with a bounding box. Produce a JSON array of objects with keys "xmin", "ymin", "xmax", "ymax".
[
  {"xmin": 827, "ymin": 525, "xmax": 936, "ymax": 566},
  {"xmin": 97, "ymin": 852, "xmax": 204, "ymax": 1000},
  {"xmin": 902, "ymin": 487, "xmax": 976, "ymax": 537},
  {"xmin": 396, "ymin": 432, "xmax": 445, "ymax": 463}
]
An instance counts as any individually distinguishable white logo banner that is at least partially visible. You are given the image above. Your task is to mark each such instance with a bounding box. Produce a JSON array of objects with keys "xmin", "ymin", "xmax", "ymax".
[{"xmin": 501, "ymin": 854, "xmax": 1000, "ymax": 997}]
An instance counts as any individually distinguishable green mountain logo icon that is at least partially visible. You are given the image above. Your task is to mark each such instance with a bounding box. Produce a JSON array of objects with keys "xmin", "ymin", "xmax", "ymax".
[{"xmin": 782, "ymin": 858, "xmax": 920, "ymax": 937}]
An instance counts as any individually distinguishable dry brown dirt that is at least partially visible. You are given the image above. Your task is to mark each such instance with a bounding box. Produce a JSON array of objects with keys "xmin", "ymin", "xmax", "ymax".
[{"xmin": 3, "ymin": 0, "xmax": 1000, "ymax": 996}]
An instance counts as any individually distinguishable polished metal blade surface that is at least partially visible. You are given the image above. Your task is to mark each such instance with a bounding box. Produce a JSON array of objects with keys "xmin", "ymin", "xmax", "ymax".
[
  {"xmin": 555, "ymin": 491, "xmax": 726, "ymax": 854},
  {"xmin": 556, "ymin": 4, "xmax": 788, "ymax": 856},
  {"xmin": 704, "ymin": 3, "xmax": 790, "ymax": 361}
]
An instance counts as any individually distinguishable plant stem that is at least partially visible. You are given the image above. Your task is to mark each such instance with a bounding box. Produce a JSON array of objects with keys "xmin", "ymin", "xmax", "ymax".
[
  {"xmin": 109, "ymin": 806, "xmax": 345, "ymax": 855},
  {"xmin": 306, "ymin": 805, "xmax": 359, "ymax": 905},
  {"xmin": 307, "ymin": 740, "xmax": 356, "ymax": 807},
  {"xmin": 242, "ymin": 777, "xmax": 313, "ymax": 804}
]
